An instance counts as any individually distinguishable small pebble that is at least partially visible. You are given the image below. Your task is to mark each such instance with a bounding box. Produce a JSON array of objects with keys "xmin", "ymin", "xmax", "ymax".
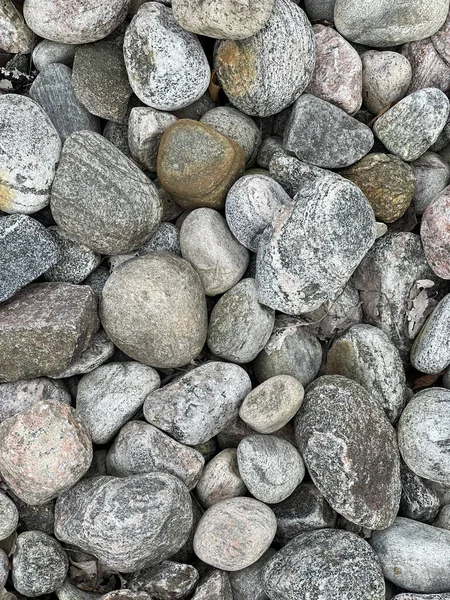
[
  {"xmin": 32, "ymin": 40, "xmax": 76, "ymax": 72},
  {"xmin": 171, "ymin": 91, "xmax": 214, "ymax": 121},
  {"xmin": 361, "ymin": 50, "xmax": 412, "ymax": 114},
  {"xmin": 229, "ymin": 548, "xmax": 277, "ymax": 600},
  {"xmin": 139, "ymin": 222, "xmax": 181, "ymax": 256},
  {"xmin": 192, "ymin": 569, "xmax": 233, "ymax": 600},
  {"xmin": 0, "ymin": 491, "xmax": 19, "ymax": 541},
  {"xmin": 0, "ymin": 0, "xmax": 34, "ymax": 53},
  {"xmin": 44, "ymin": 226, "xmax": 101, "ymax": 284},
  {"xmin": 421, "ymin": 186, "xmax": 450, "ymax": 279},
  {"xmin": 399, "ymin": 460, "xmax": 440, "ymax": 523},
  {"xmin": 304, "ymin": 0, "xmax": 336, "ymax": 22},
  {"xmin": 103, "ymin": 120, "xmax": 131, "ymax": 157},
  {"xmin": 196, "ymin": 448, "xmax": 247, "ymax": 508},
  {"xmin": 257, "ymin": 136, "xmax": 284, "ymax": 170},
  {"xmin": 434, "ymin": 505, "xmax": 450, "ymax": 530},
  {"xmin": 48, "ymin": 329, "xmax": 114, "ymax": 378},
  {"xmin": 411, "ymin": 294, "xmax": 450, "ymax": 373},
  {"xmin": 412, "ymin": 152, "xmax": 450, "ymax": 215},
  {"xmin": 128, "ymin": 561, "xmax": 199, "ymax": 600},
  {"xmin": 128, "ymin": 107, "xmax": 177, "ymax": 172}
]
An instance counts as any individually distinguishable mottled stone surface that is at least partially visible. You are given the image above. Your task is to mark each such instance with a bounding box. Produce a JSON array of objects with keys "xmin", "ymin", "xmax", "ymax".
[
  {"xmin": 124, "ymin": 3, "xmax": 210, "ymax": 111},
  {"xmin": 0, "ymin": 491, "xmax": 18, "ymax": 541},
  {"xmin": 0, "ymin": 95, "xmax": 61, "ymax": 215},
  {"xmin": 196, "ymin": 448, "xmax": 246, "ymax": 508},
  {"xmin": 413, "ymin": 152, "xmax": 450, "ymax": 215},
  {"xmin": 229, "ymin": 549, "xmax": 276, "ymax": 600},
  {"xmin": 128, "ymin": 561, "xmax": 199, "ymax": 599},
  {"xmin": 0, "ymin": 0, "xmax": 34, "ymax": 53},
  {"xmin": 371, "ymin": 517, "xmax": 450, "ymax": 593},
  {"xmin": 264, "ymin": 529, "xmax": 385, "ymax": 600},
  {"xmin": 432, "ymin": 10, "xmax": 450, "ymax": 65},
  {"xmin": 51, "ymin": 131, "xmax": 161, "ymax": 255},
  {"xmin": 398, "ymin": 388, "xmax": 450, "ymax": 486},
  {"xmin": 0, "ymin": 282, "xmax": 98, "ymax": 382},
  {"xmin": 373, "ymin": 88, "xmax": 450, "ymax": 162},
  {"xmin": 100, "ymin": 592, "xmax": 152, "ymax": 600},
  {"xmin": 421, "ymin": 186, "xmax": 450, "ymax": 279},
  {"xmin": 393, "ymin": 594, "xmax": 450, "ymax": 600},
  {"xmin": 194, "ymin": 497, "xmax": 276, "ymax": 571},
  {"xmin": 139, "ymin": 222, "xmax": 180, "ymax": 256},
  {"xmin": 402, "ymin": 39, "xmax": 450, "ymax": 94},
  {"xmin": 399, "ymin": 460, "xmax": 440, "ymax": 523},
  {"xmin": 411, "ymin": 294, "xmax": 450, "ymax": 373},
  {"xmin": 214, "ymin": 0, "xmax": 315, "ymax": 117},
  {"xmin": 257, "ymin": 136, "xmax": 284, "ymax": 170},
  {"xmin": 284, "ymin": 95, "xmax": 374, "ymax": 168},
  {"xmin": 171, "ymin": 91, "xmax": 214, "ymax": 121},
  {"xmin": 435, "ymin": 505, "xmax": 450, "ymax": 529},
  {"xmin": 0, "ymin": 377, "xmax": 70, "ymax": 424},
  {"xmin": 55, "ymin": 473, "xmax": 193, "ymax": 573},
  {"xmin": 304, "ymin": 0, "xmax": 336, "ymax": 21},
  {"xmin": 128, "ymin": 107, "xmax": 177, "ymax": 172},
  {"xmin": 49, "ymin": 329, "xmax": 114, "ymax": 378},
  {"xmin": 103, "ymin": 120, "xmax": 131, "ymax": 157},
  {"xmin": 192, "ymin": 569, "xmax": 233, "ymax": 600},
  {"xmin": 44, "ymin": 226, "xmax": 101, "ymax": 284},
  {"xmin": 361, "ymin": 51, "xmax": 412, "ymax": 115},
  {"xmin": 144, "ymin": 361, "xmax": 251, "ymax": 445},
  {"xmin": 32, "ymin": 40, "xmax": 76, "ymax": 71},
  {"xmin": 269, "ymin": 152, "xmax": 328, "ymax": 197},
  {"xmin": 295, "ymin": 375, "xmax": 401, "ymax": 529},
  {"xmin": 0, "ymin": 548, "xmax": 7, "ymax": 587}
]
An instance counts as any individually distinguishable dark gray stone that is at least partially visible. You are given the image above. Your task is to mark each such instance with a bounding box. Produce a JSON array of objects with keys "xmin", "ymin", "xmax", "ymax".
[
  {"xmin": 0, "ymin": 491, "xmax": 18, "ymax": 541},
  {"xmin": 229, "ymin": 549, "xmax": 276, "ymax": 600},
  {"xmin": 257, "ymin": 136, "xmax": 284, "ymax": 170},
  {"xmin": 434, "ymin": 505, "xmax": 450, "ymax": 530},
  {"xmin": 128, "ymin": 561, "xmax": 199, "ymax": 599},
  {"xmin": 44, "ymin": 226, "xmax": 101, "ymax": 284},
  {"xmin": 304, "ymin": 0, "xmax": 335, "ymax": 21},
  {"xmin": 32, "ymin": 40, "xmax": 76, "ymax": 71},
  {"xmin": 103, "ymin": 120, "xmax": 131, "ymax": 158},
  {"xmin": 171, "ymin": 92, "xmax": 213, "ymax": 121},
  {"xmin": 399, "ymin": 460, "xmax": 440, "ymax": 523},
  {"xmin": 139, "ymin": 222, "xmax": 181, "ymax": 256},
  {"xmin": 192, "ymin": 569, "xmax": 233, "ymax": 600},
  {"xmin": 84, "ymin": 267, "xmax": 109, "ymax": 297},
  {"xmin": 268, "ymin": 152, "xmax": 328, "ymax": 197},
  {"xmin": 411, "ymin": 294, "xmax": 450, "ymax": 374},
  {"xmin": 15, "ymin": 498, "xmax": 55, "ymax": 536}
]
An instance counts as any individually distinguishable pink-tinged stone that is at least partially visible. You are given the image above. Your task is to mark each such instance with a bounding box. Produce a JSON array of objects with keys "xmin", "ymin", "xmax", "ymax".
[
  {"xmin": 421, "ymin": 186, "xmax": 450, "ymax": 279},
  {"xmin": 402, "ymin": 38, "xmax": 450, "ymax": 93},
  {"xmin": 432, "ymin": 11, "xmax": 450, "ymax": 66},
  {"xmin": 305, "ymin": 24, "xmax": 362, "ymax": 115},
  {"xmin": 0, "ymin": 399, "xmax": 92, "ymax": 505}
]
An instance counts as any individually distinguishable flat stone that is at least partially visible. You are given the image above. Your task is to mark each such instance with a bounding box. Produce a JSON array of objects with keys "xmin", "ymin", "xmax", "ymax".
[
  {"xmin": 50, "ymin": 131, "xmax": 161, "ymax": 255},
  {"xmin": 44, "ymin": 226, "xmax": 101, "ymax": 284},
  {"xmin": 229, "ymin": 549, "xmax": 277, "ymax": 600},
  {"xmin": 157, "ymin": 120, "xmax": 245, "ymax": 210},
  {"xmin": 268, "ymin": 152, "xmax": 328, "ymax": 197},
  {"xmin": 412, "ymin": 152, "xmax": 450, "ymax": 215},
  {"xmin": 54, "ymin": 473, "xmax": 193, "ymax": 573},
  {"xmin": 0, "ymin": 491, "xmax": 18, "ymax": 541},
  {"xmin": 402, "ymin": 39, "xmax": 450, "ymax": 94},
  {"xmin": 0, "ymin": 95, "xmax": 61, "ymax": 215},
  {"xmin": 0, "ymin": 0, "xmax": 34, "ymax": 53},
  {"xmin": 196, "ymin": 448, "xmax": 246, "ymax": 508},
  {"xmin": 421, "ymin": 186, "xmax": 450, "ymax": 279},
  {"xmin": 0, "ymin": 377, "xmax": 70, "ymax": 424},
  {"xmin": 283, "ymin": 94, "xmax": 374, "ymax": 168},
  {"xmin": 361, "ymin": 51, "xmax": 412, "ymax": 114},
  {"xmin": 48, "ymin": 329, "xmax": 114, "ymax": 378},
  {"xmin": 0, "ymin": 399, "xmax": 92, "ymax": 505},
  {"xmin": 128, "ymin": 107, "xmax": 177, "ymax": 172},
  {"xmin": 214, "ymin": 0, "xmax": 315, "ymax": 117},
  {"xmin": 399, "ymin": 460, "xmax": 440, "ymax": 523},
  {"xmin": 128, "ymin": 561, "xmax": 198, "ymax": 599},
  {"xmin": 373, "ymin": 88, "xmax": 450, "ymax": 162},
  {"xmin": 295, "ymin": 375, "xmax": 401, "ymax": 529},
  {"xmin": 0, "ymin": 282, "xmax": 99, "ymax": 382},
  {"xmin": 123, "ymin": 3, "xmax": 210, "ymax": 111},
  {"xmin": 144, "ymin": 361, "xmax": 251, "ymax": 445},
  {"xmin": 100, "ymin": 253, "xmax": 207, "ymax": 369},
  {"xmin": 193, "ymin": 497, "xmax": 277, "ymax": 571},
  {"xmin": 411, "ymin": 294, "xmax": 450, "ymax": 373},
  {"xmin": 32, "ymin": 40, "xmax": 76, "ymax": 72},
  {"xmin": 139, "ymin": 222, "xmax": 181, "ymax": 256},
  {"xmin": 192, "ymin": 569, "xmax": 233, "ymax": 600}
]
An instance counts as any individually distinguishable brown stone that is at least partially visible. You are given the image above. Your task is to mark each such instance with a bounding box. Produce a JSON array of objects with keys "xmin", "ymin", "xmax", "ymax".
[{"xmin": 157, "ymin": 119, "xmax": 245, "ymax": 210}]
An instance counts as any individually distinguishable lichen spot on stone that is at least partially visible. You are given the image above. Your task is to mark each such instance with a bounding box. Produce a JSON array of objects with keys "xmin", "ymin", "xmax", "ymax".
[
  {"xmin": 216, "ymin": 40, "xmax": 256, "ymax": 99},
  {"xmin": 0, "ymin": 171, "xmax": 14, "ymax": 212}
]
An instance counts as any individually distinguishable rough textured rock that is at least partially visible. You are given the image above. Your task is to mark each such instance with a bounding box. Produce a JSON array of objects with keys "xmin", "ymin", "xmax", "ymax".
[
  {"xmin": 229, "ymin": 549, "xmax": 276, "ymax": 600},
  {"xmin": 12, "ymin": 531, "xmax": 68, "ymax": 596},
  {"xmin": 0, "ymin": 0, "xmax": 34, "ymax": 53},
  {"xmin": 373, "ymin": 88, "xmax": 450, "ymax": 162},
  {"xmin": 435, "ymin": 505, "xmax": 450, "ymax": 529},
  {"xmin": 196, "ymin": 448, "xmax": 246, "ymax": 508},
  {"xmin": 304, "ymin": 0, "xmax": 336, "ymax": 22},
  {"xmin": 48, "ymin": 329, "xmax": 114, "ymax": 378},
  {"xmin": 144, "ymin": 361, "xmax": 251, "ymax": 445},
  {"xmin": 139, "ymin": 222, "xmax": 181, "ymax": 256},
  {"xmin": 100, "ymin": 253, "xmax": 207, "ymax": 369},
  {"xmin": 128, "ymin": 107, "xmax": 177, "ymax": 172},
  {"xmin": 421, "ymin": 186, "xmax": 450, "ymax": 279},
  {"xmin": 0, "ymin": 282, "xmax": 99, "ymax": 382},
  {"xmin": 264, "ymin": 529, "xmax": 385, "ymax": 600},
  {"xmin": 257, "ymin": 136, "xmax": 284, "ymax": 170},
  {"xmin": 0, "ymin": 548, "xmax": 7, "ymax": 587},
  {"xmin": 361, "ymin": 50, "xmax": 412, "ymax": 114},
  {"xmin": 50, "ymin": 131, "xmax": 161, "ymax": 255},
  {"xmin": 214, "ymin": 0, "xmax": 315, "ymax": 117},
  {"xmin": 54, "ymin": 473, "xmax": 193, "ymax": 573},
  {"xmin": 285, "ymin": 94, "xmax": 374, "ymax": 168},
  {"xmin": 0, "ymin": 95, "xmax": 61, "ymax": 215},
  {"xmin": 128, "ymin": 561, "xmax": 199, "ymax": 599},
  {"xmin": 103, "ymin": 120, "xmax": 131, "ymax": 157},
  {"xmin": 432, "ymin": 10, "xmax": 450, "ymax": 65},
  {"xmin": 398, "ymin": 388, "xmax": 450, "ymax": 486},
  {"xmin": 402, "ymin": 39, "xmax": 450, "ymax": 94},
  {"xmin": 412, "ymin": 152, "xmax": 450, "ymax": 215},
  {"xmin": 295, "ymin": 375, "xmax": 401, "ymax": 529},
  {"xmin": 0, "ymin": 491, "xmax": 18, "ymax": 541},
  {"xmin": 0, "ymin": 377, "xmax": 70, "ymax": 424},
  {"xmin": 157, "ymin": 120, "xmax": 245, "ymax": 210},
  {"xmin": 32, "ymin": 40, "xmax": 76, "ymax": 71},
  {"xmin": 399, "ymin": 460, "xmax": 440, "ymax": 523},
  {"xmin": 411, "ymin": 294, "xmax": 450, "ymax": 373},
  {"xmin": 0, "ymin": 399, "xmax": 92, "ymax": 505},
  {"xmin": 99, "ymin": 592, "xmax": 152, "ymax": 600},
  {"xmin": 44, "ymin": 226, "xmax": 101, "ymax": 284},
  {"xmin": 171, "ymin": 91, "xmax": 213, "ymax": 121},
  {"xmin": 192, "ymin": 569, "xmax": 233, "ymax": 600},
  {"xmin": 123, "ymin": 3, "xmax": 210, "ymax": 111},
  {"xmin": 193, "ymin": 497, "xmax": 276, "ymax": 571}
]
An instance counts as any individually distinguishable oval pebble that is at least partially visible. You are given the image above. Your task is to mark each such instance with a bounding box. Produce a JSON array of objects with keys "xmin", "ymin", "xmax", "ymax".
[
  {"xmin": 128, "ymin": 107, "xmax": 177, "ymax": 172},
  {"xmin": 0, "ymin": 548, "xmax": 7, "ymax": 587},
  {"xmin": 229, "ymin": 549, "xmax": 277, "ymax": 600},
  {"xmin": 361, "ymin": 50, "xmax": 412, "ymax": 115},
  {"xmin": 412, "ymin": 152, "xmax": 450, "ymax": 216},
  {"xmin": 0, "ymin": 491, "xmax": 18, "ymax": 541},
  {"xmin": 421, "ymin": 186, "xmax": 450, "ymax": 279},
  {"xmin": 411, "ymin": 294, "xmax": 450, "ymax": 373},
  {"xmin": 196, "ymin": 448, "xmax": 247, "ymax": 508},
  {"xmin": 32, "ymin": 40, "xmax": 76, "ymax": 72}
]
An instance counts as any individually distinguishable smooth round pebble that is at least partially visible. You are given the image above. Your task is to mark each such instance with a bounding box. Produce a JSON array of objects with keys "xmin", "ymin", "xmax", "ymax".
[
  {"xmin": 361, "ymin": 50, "xmax": 412, "ymax": 114},
  {"xmin": 196, "ymin": 448, "xmax": 247, "ymax": 508},
  {"xmin": 412, "ymin": 151, "xmax": 450, "ymax": 215},
  {"xmin": 229, "ymin": 549, "xmax": 277, "ymax": 600},
  {"xmin": 32, "ymin": 40, "xmax": 76, "ymax": 72},
  {"xmin": 0, "ymin": 491, "xmax": 19, "ymax": 541},
  {"xmin": 0, "ymin": 549, "xmax": 7, "ymax": 587},
  {"xmin": 421, "ymin": 186, "xmax": 450, "ymax": 279},
  {"xmin": 0, "ymin": 0, "xmax": 34, "ymax": 53},
  {"xmin": 411, "ymin": 294, "xmax": 450, "ymax": 374}
]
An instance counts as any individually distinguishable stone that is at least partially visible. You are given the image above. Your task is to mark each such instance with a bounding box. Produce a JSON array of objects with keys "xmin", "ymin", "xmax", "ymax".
[
  {"xmin": 283, "ymin": 94, "xmax": 374, "ymax": 168},
  {"xmin": 72, "ymin": 42, "xmax": 132, "ymax": 123},
  {"xmin": 334, "ymin": 0, "xmax": 449, "ymax": 47},
  {"xmin": 432, "ymin": 10, "xmax": 450, "ymax": 65},
  {"xmin": 435, "ymin": 505, "xmax": 450, "ymax": 529},
  {"xmin": 50, "ymin": 131, "xmax": 162, "ymax": 255},
  {"xmin": 156, "ymin": 182, "xmax": 184, "ymax": 222},
  {"xmin": 306, "ymin": 25, "xmax": 362, "ymax": 114},
  {"xmin": 48, "ymin": 329, "xmax": 114, "ymax": 378},
  {"xmin": 361, "ymin": 51, "xmax": 412, "ymax": 114},
  {"xmin": 229, "ymin": 549, "xmax": 276, "ymax": 600},
  {"xmin": 192, "ymin": 569, "xmax": 233, "ymax": 600},
  {"xmin": 256, "ymin": 173, "xmax": 376, "ymax": 314},
  {"xmin": 171, "ymin": 91, "xmax": 214, "ymax": 121},
  {"xmin": 371, "ymin": 517, "xmax": 450, "ymax": 593},
  {"xmin": 84, "ymin": 267, "xmax": 109, "ymax": 297},
  {"xmin": 398, "ymin": 388, "xmax": 450, "ymax": 486},
  {"xmin": 0, "ymin": 548, "xmax": 7, "ymax": 587},
  {"xmin": 268, "ymin": 152, "xmax": 328, "ymax": 197},
  {"xmin": 83, "ymin": 449, "xmax": 108, "ymax": 480},
  {"xmin": 32, "ymin": 40, "xmax": 76, "ymax": 72},
  {"xmin": 193, "ymin": 497, "xmax": 277, "ymax": 571},
  {"xmin": 98, "ymin": 593, "xmax": 151, "ymax": 600},
  {"xmin": 103, "ymin": 120, "xmax": 131, "ymax": 157},
  {"xmin": 128, "ymin": 561, "xmax": 199, "ymax": 599},
  {"xmin": 0, "ymin": 377, "xmax": 70, "ymax": 424},
  {"xmin": 23, "ymin": 0, "xmax": 129, "ymax": 44},
  {"xmin": 207, "ymin": 279, "xmax": 275, "ymax": 363},
  {"xmin": 399, "ymin": 460, "xmax": 440, "ymax": 523},
  {"xmin": 295, "ymin": 375, "xmax": 401, "ymax": 529},
  {"xmin": 29, "ymin": 63, "xmax": 101, "ymax": 143},
  {"xmin": 157, "ymin": 120, "xmax": 245, "ymax": 210},
  {"xmin": 14, "ymin": 496, "xmax": 56, "ymax": 537},
  {"xmin": 428, "ymin": 481, "xmax": 450, "ymax": 506},
  {"xmin": 180, "ymin": 208, "xmax": 249, "ymax": 295},
  {"xmin": 0, "ymin": 492, "xmax": 18, "ymax": 541},
  {"xmin": 0, "ymin": 95, "xmax": 61, "ymax": 215},
  {"xmin": 412, "ymin": 152, "xmax": 450, "ymax": 215},
  {"xmin": 304, "ymin": 0, "xmax": 336, "ymax": 21},
  {"xmin": 44, "ymin": 226, "xmax": 101, "ymax": 284},
  {"xmin": 0, "ymin": 0, "xmax": 34, "ymax": 53},
  {"xmin": 402, "ymin": 39, "xmax": 450, "ymax": 94},
  {"xmin": 342, "ymin": 153, "xmax": 416, "ymax": 223},
  {"xmin": 55, "ymin": 473, "xmax": 192, "ymax": 573},
  {"xmin": 100, "ymin": 253, "xmax": 207, "ymax": 369},
  {"xmin": 421, "ymin": 186, "xmax": 450, "ymax": 279},
  {"xmin": 139, "ymin": 222, "xmax": 181, "ymax": 256},
  {"xmin": 225, "ymin": 174, "xmax": 293, "ymax": 252},
  {"xmin": 237, "ymin": 434, "xmax": 304, "ymax": 504},
  {"xmin": 373, "ymin": 88, "xmax": 450, "ymax": 162},
  {"xmin": 253, "ymin": 315, "xmax": 322, "ymax": 385},
  {"xmin": 0, "ymin": 214, "xmax": 59, "ymax": 303},
  {"xmin": 128, "ymin": 107, "xmax": 177, "ymax": 172},
  {"xmin": 257, "ymin": 136, "xmax": 284, "ymax": 170},
  {"xmin": 196, "ymin": 448, "xmax": 246, "ymax": 508},
  {"xmin": 411, "ymin": 294, "xmax": 450, "ymax": 373},
  {"xmin": 214, "ymin": 0, "xmax": 315, "ymax": 117},
  {"xmin": 106, "ymin": 421, "xmax": 204, "ymax": 490},
  {"xmin": 393, "ymin": 595, "xmax": 450, "ymax": 600},
  {"xmin": 200, "ymin": 107, "xmax": 262, "ymax": 168},
  {"xmin": 144, "ymin": 361, "xmax": 251, "ymax": 445},
  {"xmin": 124, "ymin": 3, "xmax": 210, "ymax": 111},
  {"xmin": 325, "ymin": 324, "xmax": 406, "ymax": 423},
  {"xmin": 0, "ymin": 283, "xmax": 98, "ymax": 382}
]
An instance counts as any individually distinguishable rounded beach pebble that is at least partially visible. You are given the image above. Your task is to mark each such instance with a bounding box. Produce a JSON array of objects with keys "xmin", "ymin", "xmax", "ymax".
[
  {"xmin": 0, "ymin": 491, "xmax": 19, "ymax": 541},
  {"xmin": 421, "ymin": 186, "xmax": 450, "ymax": 279},
  {"xmin": 196, "ymin": 448, "xmax": 247, "ymax": 508},
  {"xmin": 411, "ymin": 294, "xmax": 450, "ymax": 374},
  {"xmin": 0, "ymin": 0, "xmax": 34, "ymax": 54},
  {"xmin": 32, "ymin": 40, "xmax": 76, "ymax": 72},
  {"xmin": 361, "ymin": 50, "xmax": 412, "ymax": 115},
  {"xmin": 412, "ymin": 151, "xmax": 450, "ymax": 215},
  {"xmin": 0, "ymin": 377, "xmax": 70, "ymax": 424},
  {"xmin": 128, "ymin": 561, "xmax": 199, "ymax": 599}
]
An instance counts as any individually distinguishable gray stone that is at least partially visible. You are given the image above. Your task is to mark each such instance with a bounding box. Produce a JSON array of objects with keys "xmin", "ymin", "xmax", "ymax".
[
  {"xmin": 170, "ymin": 494, "xmax": 203, "ymax": 565},
  {"xmin": 102, "ymin": 120, "xmax": 131, "ymax": 158},
  {"xmin": 229, "ymin": 549, "xmax": 276, "ymax": 600},
  {"xmin": 124, "ymin": 3, "xmax": 210, "ymax": 111},
  {"xmin": 421, "ymin": 184, "xmax": 450, "ymax": 279},
  {"xmin": 304, "ymin": 0, "xmax": 336, "ymax": 21},
  {"xmin": 295, "ymin": 375, "xmax": 401, "ymax": 529},
  {"xmin": 0, "ymin": 548, "xmax": 7, "ymax": 587},
  {"xmin": 48, "ymin": 329, "xmax": 114, "ymax": 378},
  {"xmin": 106, "ymin": 421, "xmax": 204, "ymax": 490},
  {"xmin": 0, "ymin": 377, "xmax": 70, "ymax": 424},
  {"xmin": 54, "ymin": 473, "xmax": 193, "ymax": 573},
  {"xmin": 193, "ymin": 497, "xmax": 277, "ymax": 571},
  {"xmin": 0, "ymin": 283, "xmax": 99, "ymax": 382},
  {"xmin": 283, "ymin": 94, "xmax": 374, "ymax": 168},
  {"xmin": 411, "ymin": 294, "xmax": 450, "ymax": 374},
  {"xmin": 196, "ymin": 448, "xmax": 246, "ymax": 508},
  {"xmin": 144, "ymin": 361, "xmax": 251, "ymax": 445},
  {"xmin": 398, "ymin": 388, "xmax": 450, "ymax": 486},
  {"xmin": 32, "ymin": 40, "xmax": 76, "ymax": 72},
  {"xmin": 433, "ymin": 10, "xmax": 450, "ymax": 65},
  {"xmin": 139, "ymin": 222, "xmax": 181, "ymax": 256},
  {"xmin": 268, "ymin": 152, "xmax": 328, "ymax": 197},
  {"xmin": 434, "ymin": 505, "xmax": 450, "ymax": 529},
  {"xmin": 429, "ymin": 481, "xmax": 450, "ymax": 507},
  {"xmin": 128, "ymin": 107, "xmax": 177, "ymax": 172},
  {"xmin": 99, "ymin": 592, "xmax": 151, "ymax": 600},
  {"xmin": 402, "ymin": 39, "xmax": 450, "ymax": 94},
  {"xmin": 0, "ymin": 214, "xmax": 59, "ymax": 303},
  {"xmin": 399, "ymin": 460, "xmax": 440, "ymax": 523},
  {"xmin": 171, "ymin": 92, "xmax": 214, "ymax": 121},
  {"xmin": 76, "ymin": 361, "xmax": 160, "ymax": 444},
  {"xmin": 257, "ymin": 136, "xmax": 284, "ymax": 170},
  {"xmin": 15, "ymin": 498, "xmax": 55, "ymax": 536},
  {"xmin": 361, "ymin": 51, "xmax": 412, "ymax": 114},
  {"xmin": 0, "ymin": 95, "xmax": 62, "ymax": 215},
  {"xmin": 371, "ymin": 517, "xmax": 450, "ymax": 593},
  {"xmin": 373, "ymin": 89, "xmax": 450, "ymax": 162},
  {"xmin": 192, "ymin": 569, "xmax": 233, "ymax": 600},
  {"xmin": 0, "ymin": 492, "xmax": 18, "ymax": 541},
  {"xmin": 29, "ymin": 63, "xmax": 101, "ymax": 143},
  {"xmin": 100, "ymin": 253, "xmax": 207, "ymax": 369},
  {"xmin": 50, "ymin": 131, "xmax": 161, "ymax": 255},
  {"xmin": 128, "ymin": 561, "xmax": 199, "ymax": 599},
  {"xmin": 412, "ymin": 152, "xmax": 450, "ymax": 215},
  {"xmin": 83, "ymin": 449, "xmax": 108, "ymax": 480},
  {"xmin": 0, "ymin": 0, "xmax": 34, "ymax": 53},
  {"xmin": 44, "ymin": 226, "xmax": 101, "ymax": 284},
  {"xmin": 57, "ymin": 582, "xmax": 105, "ymax": 600},
  {"xmin": 84, "ymin": 267, "xmax": 109, "ymax": 297},
  {"xmin": 214, "ymin": 0, "xmax": 315, "ymax": 118},
  {"xmin": 393, "ymin": 594, "xmax": 450, "ymax": 600}
]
